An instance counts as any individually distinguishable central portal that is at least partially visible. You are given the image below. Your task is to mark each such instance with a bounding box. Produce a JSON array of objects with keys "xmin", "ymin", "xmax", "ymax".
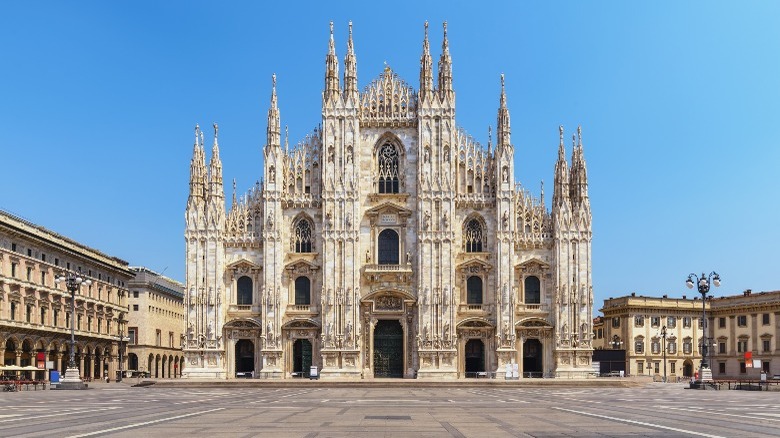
[
  {"xmin": 293, "ymin": 339, "xmax": 312, "ymax": 377},
  {"xmin": 373, "ymin": 320, "xmax": 403, "ymax": 378}
]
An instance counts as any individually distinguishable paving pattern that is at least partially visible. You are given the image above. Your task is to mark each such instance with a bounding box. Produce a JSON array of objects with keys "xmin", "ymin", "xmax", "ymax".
[{"xmin": 1, "ymin": 382, "xmax": 779, "ymax": 437}]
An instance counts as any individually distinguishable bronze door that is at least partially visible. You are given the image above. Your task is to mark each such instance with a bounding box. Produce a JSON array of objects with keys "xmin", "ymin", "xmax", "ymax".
[{"xmin": 373, "ymin": 320, "xmax": 403, "ymax": 378}]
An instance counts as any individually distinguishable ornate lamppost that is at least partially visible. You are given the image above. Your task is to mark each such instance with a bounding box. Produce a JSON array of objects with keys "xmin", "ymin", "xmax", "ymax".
[
  {"xmin": 55, "ymin": 271, "xmax": 92, "ymax": 389},
  {"xmin": 686, "ymin": 271, "xmax": 720, "ymax": 387},
  {"xmin": 659, "ymin": 325, "xmax": 668, "ymax": 383},
  {"xmin": 117, "ymin": 311, "xmax": 127, "ymax": 382}
]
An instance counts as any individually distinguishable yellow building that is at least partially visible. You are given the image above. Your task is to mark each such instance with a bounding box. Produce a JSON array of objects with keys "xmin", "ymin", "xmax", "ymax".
[
  {"xmin": 0, "ymin": 210, "xmax": 132, "ymax": 381},
  {"xmin": 126, "ymin": 267, "xmax": 185, "ymax": 378},
  {"xmin": 600, "ymin": 293, "xmax": 705, "ymax": 379},
  {"xmin": 710, "ymin": 289, "xmax": 779, "ymax": 378}
]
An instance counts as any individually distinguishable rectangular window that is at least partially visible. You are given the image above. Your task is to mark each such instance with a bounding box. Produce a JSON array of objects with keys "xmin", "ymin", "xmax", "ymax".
[
  {"xmin": 54, "ymin": 258, "xmax": 59, "ymax": 266},
  {"xmin": 740, "ymin": 362, "xmax": 746, "ymax": 374},
  {"xmin": 41, "ymin": 271, "xmax": 46, "ymax": 285},
  {"xmin": 719, "ymin": 362, "xmax": 726, "ymax": 373},
  {"xmin": 133, "ymin": 290, "xmax": 139, "ymax": 298},
  {"xmin": 597, "ymin": 328, "xmax": 603, "ymax": 339},
  {"xmin": 77, "ymin": 315, "xmax": 82, "ymax": 331},
  {"xmin": 635, "ymin": 340, "xmax": 644, "ymax": 353},
  {"xmin": 670, "ymin": 362, "xmax": 676, "ymax": 374},
  {"xmin": 667, "ymin": 317, "xmax": 676, "ymax": 328},
  {"xmin": 651, "ymin": 341, "xmax": 660, "ymax": 354},
  {"xmin": 612, "ymin": 317, "xmax": 620, "ymax": 328},
  {"xmin": 26, "ymin": 305, "xmax": 32, "ymax": 323},
  {"xmin": 763, "ymin": 340, "xmax": 771, "ymax": 352},
  {"xmin": 683, "ymin": 341, "xmax": 692, "ymax": 354},
  {"xmin": 53, "ymin": 309, "xmax": 59, "ymax": 327},
  {"xmin": 668, "ymin": 342, "xmax": 677, "ymax": 354},
  {"xmin": 718, "ymin": 317, "xmax": 726, "ymax": 328},
  {"xmin": 637, "ymin": 362, "xmax": 644, "ymax": 374},
  {"xmin": 651, "ymin": 317, "xmax": 660, "ymax": 327},
  {"xmin": 11, "ymin": 243, "xmax": 17, "ymax": 252},
  {"xmin": 169, "ymin": 332, "xmax": 174, "ymax": 348},
  {"xmin": 763, "ymin": 314, "xmax": 770, "ymax": 325},
  {"xmin": 737, "ymin": 315, "xmax": 747, "ymax": 327},
  {"xmin": 654, "ymin": 362, "xmax": 659, "ymax": 373},
  {"xmin": 156, "ymin": 330, "xmax": 161, "ymax": 347},
  {"xmin": 11, "ymin": 263, "xmax": 16, "ymax": 278},
  {"xmin": 26, "ymin": 267, "xmax": 32, "ymax": 281},
  {"xmin": 40, "ymin": 307, "xmax": 45, "ymax": 325},
  {"xmin": 133, "ymin": 304, "xmax": 139, "ymax": 311},
  {"xmin": 66, "ymin": 312, "xmax": 70, "ymax": 328},
  {"xmin": 88, "ymin": 316, "xmax": 92, "ymax": 332},
  {"xmin": 763, "ymin": 361, "xmax": 770, "ymax": 373},
  {"xmin": 27, "ymin": 249, "xmax": 32, "ymax": 257},
  {"xmin": 719, "ymin": 342, "xmax": 726, "ymax": 354},
  {"xmin": 635, "ymin": 316, "xmax": 644, "ymax": 327},
  {"xmin": 683, "ymin": 317, "xmax": 691, "ymax": 328},
  {"xmin": 128, "ymin": 328, "xmax": 137, "ymax": 345},
  {"xmin": 41, "ymin": 254, "xmax": 46, "ymax": 262},
  {"xmin": 737, "ymin": 340, "xmax": 748, "ymax": 353}
]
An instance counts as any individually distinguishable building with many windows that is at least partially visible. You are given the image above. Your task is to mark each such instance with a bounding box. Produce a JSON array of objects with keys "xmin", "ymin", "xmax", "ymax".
[
  {"xmin": 598, "ymin": 290, "xmax": 780, "ymax": 380},
  {"xmin": 709, "ymin": 289, "xmax": 779, "ymax": 378},
  {"xmin": 0, "ymin": 210, "xmax": 132, "ymax": 381},
  {"xmin": 600, "ymin": 293, "xmax": 704, "ymax": 379},
  {"xmin": 183, "ymin": 22, "xmax": 594, "ymax": 379},
  {"xmin": 126, "ymin": 267, "xmax": 185, "ymax": 378}
]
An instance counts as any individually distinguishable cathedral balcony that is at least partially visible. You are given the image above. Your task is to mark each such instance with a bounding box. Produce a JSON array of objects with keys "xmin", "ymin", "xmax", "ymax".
[
  {"xmin": 285, "ymin": 304, "xmax": 320, "ymax": 316},
  {"xmin": 515, "ymin": 303, "xmax": 550, "ymax": 315},
  {"xmin": 362, "ymin": 263, "xmax": 413, "ymax": 285},
  {"xmin": 227, "ymin": 304, "xmax": 260, "ymax": 317},
  {"xmin": 458, "ymin": 303, "xmax": 493, "ymax": 315}
]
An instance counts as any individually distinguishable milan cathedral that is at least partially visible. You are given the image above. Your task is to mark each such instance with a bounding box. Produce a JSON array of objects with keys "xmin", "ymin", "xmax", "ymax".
[{"xmin": 183, "ymin": 21, "xmax": 594, "ymax": 379}]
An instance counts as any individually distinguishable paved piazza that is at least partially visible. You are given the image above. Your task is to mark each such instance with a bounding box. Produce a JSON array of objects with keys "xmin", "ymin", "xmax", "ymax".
[{"xmin": 1, "ymin": 382, "xmax": 779, "ymax": 437}]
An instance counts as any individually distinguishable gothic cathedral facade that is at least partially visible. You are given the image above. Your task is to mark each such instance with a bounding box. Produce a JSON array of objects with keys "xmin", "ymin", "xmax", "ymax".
[{"xmin": 183, "ymin": 22, "xmax": 594, "ymax": 379}]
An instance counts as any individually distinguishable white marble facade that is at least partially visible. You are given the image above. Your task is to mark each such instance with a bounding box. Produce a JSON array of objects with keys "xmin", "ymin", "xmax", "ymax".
[{"xmin": 182, "ymin": 22, "xmax": 594, "ymax": 379}]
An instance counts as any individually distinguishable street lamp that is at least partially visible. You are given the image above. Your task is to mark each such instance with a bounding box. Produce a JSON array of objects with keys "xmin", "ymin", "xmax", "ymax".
[
  {"xmin": 686, "ymin": 271, "xmax": 720, "ymax": 387},
  {"xmin": 659, "ymin": 325, "xmax": 668, "ymax": 383},
  {"xmin": 55, "ymin": 270, "xmax": 92, "ymax": 390},
  {"xmin": 117, "ymin": 311, "xmax": 127, "ymax": 382}
]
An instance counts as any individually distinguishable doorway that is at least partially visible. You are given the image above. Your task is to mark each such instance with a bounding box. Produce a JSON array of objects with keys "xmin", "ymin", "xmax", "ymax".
[
  {"xmin": 373, "ymin": 320, "xmax": 403, "ymax": 377},
  {"xmin": 523, "ymin": 339, "xmax": 543, "ymax": 377},
  {"xmin": 293, "ymin": 339, "xmax": 312, "ymax": 377},
  {"xmin": 464, "ymin": 339, "xmax": 485, "ymax": 377},
  {"xmin": 235, "ymin": 339, "xmax": 255, "ymax": 376}
]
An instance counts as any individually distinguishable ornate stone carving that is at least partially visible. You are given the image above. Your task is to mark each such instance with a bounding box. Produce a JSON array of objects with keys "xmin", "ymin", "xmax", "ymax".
[{"xmin": 375, "ymin": 295, "xmax": 403, "ymax": 311}]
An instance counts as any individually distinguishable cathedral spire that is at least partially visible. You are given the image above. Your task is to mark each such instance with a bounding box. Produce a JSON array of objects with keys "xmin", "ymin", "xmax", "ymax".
[
  {"xmin": 232, "ymin": 178, "xmax": 237, "ymax": 208},
  {"xmin": 343, "ymin": 21, "xmax": 358, "ymax": 102},
  {"xmin": 496, "ymin": 74, "xmax": 511, "ymax": 148},
  {"xmin": 570, "ymin": 126, "xmax": 589, "ymax": 204},
  {"xmin": 553, "ymin": 125, "xmax": 570, "ymax": 208},
  {"xmin": 266, "ymin": 74, "xmax": 281, "ymax": 150},
  {"xmin": 209, "ymin": 122, "xmax": 223, "ymax": 200},
  {"xmin": 419, "ymin": 21, "xmax": 434, "ymax": 101},
  {"xmin": 437, "ymin": 21, "xmax": 453, "ymax": 97},
  {"xmin": 324, "ymin": 21, "xmax": 340, "ymax": 102},
  {"xmin": 188, "ymin": 124, "xmax": 207, "ymax": 202}
]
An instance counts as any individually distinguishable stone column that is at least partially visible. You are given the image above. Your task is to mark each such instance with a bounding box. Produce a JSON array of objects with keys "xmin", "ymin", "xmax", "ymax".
[
  {"xmin": 56, "ymin": 352, "xmax": 64, "ymax": 372},
  {"xmin": 79, "ymin": 354, "xmax": 85, "ymax": 378}
]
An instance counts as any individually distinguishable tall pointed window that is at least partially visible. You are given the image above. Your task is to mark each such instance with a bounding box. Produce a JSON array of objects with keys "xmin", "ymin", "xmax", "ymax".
[
  {"xmin": 377, "ymin": 143, "xmax": 400, "ymax": 193},
  {"xmin": 524, "ymin": 276, "xmax": 540, "ymax": 304},
  {"xmin": 295, "ymin": 276, "xmax": 311, "ymax": 305},
  {"xmin": 467, "ymin": 276, "xmax": 483, "ymax": 305},
  {"xmin": 378, "ymin": 229, "xmax": 399, "ymax": 264},
  {"xmin": 464, "ymin": 219, "xmax": 485, "ymax": 252},
  {"xmin": 237, "ymin": 276, "xmax": 253, "ymax": 305},
  {"xmin": 293, "ymin": 218, "xmax": 313, "ymax": 253}
]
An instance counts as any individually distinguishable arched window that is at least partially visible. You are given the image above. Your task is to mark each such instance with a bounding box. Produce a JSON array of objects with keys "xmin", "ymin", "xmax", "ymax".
[
  {"xmin": 295, "ymin": 276, "xmax": 311, "ymax": 305},
  {"xmin": 237, "ymin": 276, "xmax": 253, "ymax": 305},
  {"xmin": 292, "ymin": 218, "xmax": 313, "ymax": 253},
  {"xmin": 377, "ymin": 143, "xmax": 400, "ymax": 193},
  {"xmin": 464, "ymin": 219, "xmax": 485, "ymax": 252},
  {"xmin": 378, "ymin": 229, "xmax": 399, "ymax": 265},
  {"xmin": 467, "ymin": 276, "xmax": 483, "ymax": 305},
  {"xmin": 524, "ymin": 276, "xmax": 540, "ymax": 304}
]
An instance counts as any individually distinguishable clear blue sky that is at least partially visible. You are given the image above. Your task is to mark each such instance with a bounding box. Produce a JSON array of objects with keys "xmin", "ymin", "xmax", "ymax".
[{"xmin": 2, "ymin": 1, "xmax": 778, "ymax": 312}]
